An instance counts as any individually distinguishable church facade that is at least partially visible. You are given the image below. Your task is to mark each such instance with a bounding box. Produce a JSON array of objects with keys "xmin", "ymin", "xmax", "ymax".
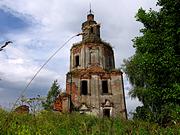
[
  {"xmin": 65, "ymin": 12, "xmax": 127, "ymax": 118},
  {"xmin": 53, "ymin": 11, "xmax": 126, "ymax": 118}
]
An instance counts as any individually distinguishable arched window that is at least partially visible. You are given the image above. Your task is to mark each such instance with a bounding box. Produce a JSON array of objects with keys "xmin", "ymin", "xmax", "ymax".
[
  {"xmin": 75, "ymin": 55, "xmax": 80, "ymax": 67},
  {"xmin": 90, "ymin": 52, "xmax": 96, "ymax": 64},
  {"xmin": 102, "ymin": 80, "xmax": 108, "ymax": 94},
  {"xmin": 90, "ymin": 49, "xmax": 99, "ymax": 65},
  {"xmin": 81, "ymin": 80, "xmax": 88, "ymax": 95}
]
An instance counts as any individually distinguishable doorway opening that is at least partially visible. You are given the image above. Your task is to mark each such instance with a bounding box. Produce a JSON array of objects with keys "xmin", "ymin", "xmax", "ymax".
[{"xmin": 103, "ymin": 109, "xmax": 110, "ymax": 117}]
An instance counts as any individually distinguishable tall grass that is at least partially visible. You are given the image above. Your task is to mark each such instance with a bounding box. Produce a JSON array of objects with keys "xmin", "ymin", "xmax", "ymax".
[{"xmin": 0, "ymin": 109, "xmax": 179, "ymax": 135}]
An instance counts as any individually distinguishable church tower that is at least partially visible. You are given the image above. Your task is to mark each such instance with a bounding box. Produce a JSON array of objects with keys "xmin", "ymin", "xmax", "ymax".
[{"xmin": 66, "ymin": 11, "xmax": 127, "ymax": 118}]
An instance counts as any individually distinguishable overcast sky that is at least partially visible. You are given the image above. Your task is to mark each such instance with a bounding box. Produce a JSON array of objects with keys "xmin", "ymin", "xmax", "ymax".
[{"xmin": 0, "ymin": 0, "xmax": 159, "ymax": 114}]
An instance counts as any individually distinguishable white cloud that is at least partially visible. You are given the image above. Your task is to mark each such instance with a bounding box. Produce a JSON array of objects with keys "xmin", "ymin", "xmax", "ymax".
[{"xmin": 8, "ymin": 58, "xmax": 24, "ymax": 64}]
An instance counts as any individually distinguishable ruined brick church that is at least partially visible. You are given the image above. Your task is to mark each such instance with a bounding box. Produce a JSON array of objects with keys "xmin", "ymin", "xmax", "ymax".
[{"xmin": 54, "ymin": 11, "xmax": 127, "ymax": 118}]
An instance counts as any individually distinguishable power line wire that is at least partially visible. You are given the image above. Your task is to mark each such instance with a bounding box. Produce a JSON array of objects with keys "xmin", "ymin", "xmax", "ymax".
[
  {"xmin": 12, "ymin": 34, "xmax": 80, "ymax": 110},
  {"xmin": 0, "ymin": 33, "xmax": 82, "ymax": 131}
]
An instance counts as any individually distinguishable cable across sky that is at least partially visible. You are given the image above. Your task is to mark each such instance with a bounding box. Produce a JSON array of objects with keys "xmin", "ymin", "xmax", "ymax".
[{"xmin": 12, "ymin": 33, "xmax": 83, "ymax": 110}]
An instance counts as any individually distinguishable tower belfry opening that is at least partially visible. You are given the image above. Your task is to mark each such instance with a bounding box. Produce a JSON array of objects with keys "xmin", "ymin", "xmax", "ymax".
[{"xmin": 54, "ymin": 9, "xmax": 127, "ymax": 119}]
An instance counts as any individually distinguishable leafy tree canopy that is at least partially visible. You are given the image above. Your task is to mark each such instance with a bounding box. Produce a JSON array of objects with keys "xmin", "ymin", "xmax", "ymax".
[
  {"xmin": 42, "ymin": 80, "xmax": 61, "ymax": 110},
  {"xmin": 123, "ymin": 0, "xmax": 180, "ymax": 125}
]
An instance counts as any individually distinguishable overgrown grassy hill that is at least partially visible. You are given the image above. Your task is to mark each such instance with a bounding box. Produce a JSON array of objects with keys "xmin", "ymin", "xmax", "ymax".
[{"xmin": 0, "ymin": 109, "xmax": 179, "ymax": 135}]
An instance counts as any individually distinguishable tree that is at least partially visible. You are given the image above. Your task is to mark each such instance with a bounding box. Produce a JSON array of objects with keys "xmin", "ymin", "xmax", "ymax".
[
  {"xmin": 42, "ymin": 80, "xmax": 61, "ymax": 110},
  {"xmin": 123, "ymin": 0, "xmax": 180, "ymax": 125}
]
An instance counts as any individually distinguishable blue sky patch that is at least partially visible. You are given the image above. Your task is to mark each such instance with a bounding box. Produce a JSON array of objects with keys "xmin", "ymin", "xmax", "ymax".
[{"xmin": 0, "ymin": 9, "xmax": 31, "ymax": 34}]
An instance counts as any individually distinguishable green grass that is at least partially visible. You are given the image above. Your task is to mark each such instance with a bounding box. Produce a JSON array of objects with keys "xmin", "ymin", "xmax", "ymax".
[{"xmin": 0, "ymin": 109, "xmax": 179, "ymax": 135}]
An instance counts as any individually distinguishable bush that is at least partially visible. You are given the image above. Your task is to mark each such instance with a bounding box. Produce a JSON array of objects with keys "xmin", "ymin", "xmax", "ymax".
[{"xmin": 0, "ymin": 109, "xmax": 179, "ymax": 134}]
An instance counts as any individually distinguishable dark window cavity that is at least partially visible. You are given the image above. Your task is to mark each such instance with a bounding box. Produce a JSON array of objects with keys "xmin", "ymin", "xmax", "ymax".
[
  {"xmin": 102, "ymin": 80, "xmax": 108, "ymax": 94},
  {"xmin": 90, "ymin": 27, "xmax": 93, "ymax": 33},
  {"xmin": 75, "ymin": 55, "xmax": 80, "ymax": 67},
  {"xmin": 109, "ymin": 56, "xmax": 112, "ymax": 67},
  {"xmin": 81, "ymin": 80, "xmax": 88, "ymax": 95}
]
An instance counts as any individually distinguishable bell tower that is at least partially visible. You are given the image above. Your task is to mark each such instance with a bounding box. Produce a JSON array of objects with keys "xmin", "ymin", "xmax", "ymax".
[
  {"xmin": 66, "ymin": 11, "xmax": 127, "ymax": 118},
  {"xmin": 82, "ymin": 12, "xmax": 101, "ymax": 43}
]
